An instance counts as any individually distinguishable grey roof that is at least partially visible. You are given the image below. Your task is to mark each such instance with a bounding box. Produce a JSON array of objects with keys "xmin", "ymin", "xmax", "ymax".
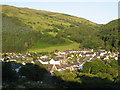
[
  {"xmin": 41, "ymin": 60, "xmax": 48, "ymax": 62},
  {"xmin": 97, "ymin": 50, "xmax": 106, "ymax": 53},
  {"xmin": 53, "ymin": 56, "xmax": 65, "ymax": 61},
  {"xmin": 57, "ymin": 63, "xmax": 79, "ymax": 69}
]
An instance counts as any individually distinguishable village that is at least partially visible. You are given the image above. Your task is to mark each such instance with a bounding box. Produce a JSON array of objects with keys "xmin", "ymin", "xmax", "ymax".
[{"xmin": 0, "ymin": 49, "xmax": 119, "ymax": 74}]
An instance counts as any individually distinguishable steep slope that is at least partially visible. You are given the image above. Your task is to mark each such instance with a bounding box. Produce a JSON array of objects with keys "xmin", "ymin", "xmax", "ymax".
[
  {"xmin": 98, "ymin": 19, "xmax": 119, "ymax": 51},
  {"xmin": 1, "ymin": 5, "xmax": 118, "ymax": 52},
  {"xmin": 1, "ymin": 5, "xmax": 98, "ymax": 32},
  {"xmin": 1, "ymin": 5, "xmax": 99, "ymax": 52},
  {"xmin": 2, "ymin": 14, "xmax": 78, "ymax": 53},
  {"xmin": 2, "ymin": 14, "xmax": 40, "ymax": 52},
  {"xmin": 58, "ymin": 19, "xmax": 119, "ymax": 51},
  {"xmin": 58, "ymin": 23, "xmax": 104, "ymax": 49},
  {"xmin": 2, "ymin": 14, "xmax": 72, "ymax": 52}
]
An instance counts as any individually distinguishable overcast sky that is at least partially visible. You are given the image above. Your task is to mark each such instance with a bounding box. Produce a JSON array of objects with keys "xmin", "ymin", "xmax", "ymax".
[{"xmin": 1, "ymin": 0, "xmax": 119, "ymax": 24}]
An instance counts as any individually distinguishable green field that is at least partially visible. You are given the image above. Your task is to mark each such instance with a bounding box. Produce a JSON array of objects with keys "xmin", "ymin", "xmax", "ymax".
[{"xmin": 28, "ymin": 42, "xmax": 80, "ymax": 52}]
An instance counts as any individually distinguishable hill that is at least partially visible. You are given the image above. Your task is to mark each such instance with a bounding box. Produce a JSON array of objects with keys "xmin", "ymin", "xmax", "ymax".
[
  {"xmin": 1, "ymin": 5, "xmax": 118, "ymax": 52},
  {"xmin": 1, "ymin": 5, "xmax": 98, "ymax": 32},
  {"xmin": 98, "ymin": 19, "xmax": 119, "ymax": 52},
  {"xmin": 58, "ymin": 19, "xmax": 119, "ymax": 51}
]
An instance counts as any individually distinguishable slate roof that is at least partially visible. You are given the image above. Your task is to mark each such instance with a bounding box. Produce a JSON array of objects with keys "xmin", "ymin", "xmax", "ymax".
[
  {"xmin": 41, "ymin": 60, "xmax": 48, "ymax": 62},
  {"xmin": 57, "ymin": 63, "xmax": 79, "ymax": 69},
  {"xmin": 53, "ymin": 56, "xmax": 65, "ymax": 61}
]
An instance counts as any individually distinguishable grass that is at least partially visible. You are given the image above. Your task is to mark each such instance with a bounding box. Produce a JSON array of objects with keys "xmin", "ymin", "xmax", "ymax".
[
  {"xmin": 2, "ymin": 5, "xmax": 97, "ymax": 33},
  {"xmin": 28, "ymin": 42, "xmax": 80, "ymax": 52},
  {"xmin": 46, "ymin": 32, "xmax": 57, "ymax": 37},
  {"xmin": 31, "ymin": 41, "xmax": 52, "ymax": 49}
]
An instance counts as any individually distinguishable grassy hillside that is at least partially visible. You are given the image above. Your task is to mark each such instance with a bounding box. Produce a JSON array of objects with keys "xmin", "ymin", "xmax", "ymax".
[
  {"xmin": 1, "ymin": 5, "xmax": 98, "ymax": 32},
  {"xmin": 28, "ymin": 41, "xmax": 80, "ymax": 52},
  {"xmin": 1, "ymin": 5, "xmax": 98, "ymax": 52},
  {"xmin": 2, "ymin": 14, "xmax": 72, "ymax": 52},
  {"xmin": 2, "ymin": 14, "xmax": 40, "ymax": 52},
  {"xmin": 1, "ymin": 5, "xmax": 118, "ymax": 52}
]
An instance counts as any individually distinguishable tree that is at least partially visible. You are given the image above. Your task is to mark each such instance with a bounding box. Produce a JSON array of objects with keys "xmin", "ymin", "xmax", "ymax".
[
  {"xmin": 2, "ymin": 62, "xmax": 18, "ymax": 83},
  {"xmin": 19, "ymin": 63, "xmax": 47, "ymax": 81}
]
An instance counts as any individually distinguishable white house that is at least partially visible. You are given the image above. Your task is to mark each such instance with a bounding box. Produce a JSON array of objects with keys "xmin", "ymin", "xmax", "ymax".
[
  {"xmin": 49, "ymin": 59, "xmax": 60, "ymax": 65},
  {"xmin": 78, "ymin": 63, "xmax": 84, "ymax": 70},
  {"xmin": 98, "ymin": 50, "xmax": 107, "ymax": 56},
  {"xmin": 38, "ymin": 59, "xmax": 49, "ymax": 64},
  {"xmin": 71, "ymin": 55, "xmax": 74, "ymax": 57},
  {"xmin": 79, "ymin": 54, "xmax": 82, "ymax": 57},
  {"xmin": 104, "ymin": 56, "xmax": 109, "ymax": 60},
  {"xmin": 93, "ymin": 53, "xmax": 96, "ymax": 57},
  {"xmin": 54, "ymin": 51, "xmax": 66, "ymax": 56},
  {"xmin": 40, "ymin": 56, "xmax": 48, "ymax": 59},
  {"xmin": 31, "ymin": 61, "xmax": 35, "ymax": 64},
  {"xmin": 97, "ymin": 56, "xmax": 100, "ymax": 59},
  {"xmin": 89, "ymin": 56, "xmax": 93, "ymax": 60},
  {"xmin": 108, "ymin": 51, "xmax": 111, "ymax": 54}
]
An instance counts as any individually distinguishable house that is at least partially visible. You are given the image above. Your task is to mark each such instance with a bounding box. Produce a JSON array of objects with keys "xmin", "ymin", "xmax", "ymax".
[
  {"xmin": 38, "ymin": 59, "xmax": 49, "ymax": 64},
  {"xmin": 49, "ymin": 56, "xmax": 67, "ymax": 65},
  {"xmin": 81, "ymin": 53, "xmax": 86, "ymax": 57},
  {"xmin": 85, "ymin": 53, "xmax": 94, "ymax": 57},
  {"xmin": 46, "ymin": 64, "xmax": 57, "ymax": 73},
  {"xmin": 89, "ymin": 56, "xmax": 93, "ymax": 60},
  {"xmin": 17, "ymin": 56, "xmax": 25, "ymax": 59},
  {"xmin": 56, "ymin": 64, "xmax": 74, "ymax": 71},
  {"xmin": 65, "ymin": 50, "xmax": 82, "ymax": 54},
  {"xmin": 31, "ymin": 61, "xmax": 35, "ymax": 64},
  {"xmin": 49, "ymin": 59, "xmax": 60, "ymax": 65},
  {"xmin": 97, "ymin": 50, "xmax": 107, "ymax": 56},
  {"xmin": 6, "ymin": 59, "xmax": 16, "ymax": 62},
  {"xmin": 25, "ymin": 57, "xmax": 33, "ymax": 60},
  {"xmin": 71, "ymin": 54, "xmax": 74, "ymax": 57},
  {"xmin": 110, "ymin": 52, "xmax": 118, "ymax": 58},
  {"xmin": 103, "ymin": 56, "xmax": 109, "ymax": 60},
  {"xmin": 77, "ymin": 63, "xmax": 84, "ymax": 70},
  {"xmin": 54, "ymin": 49, "xmax": 93, "ymax": 56},
  {"xmin": 97, "ymin": 56, "xmax": 100, "ymax": 59},
  {"xmin": 56, "ymin": 63, "xmax": 79, "ymax": 71},
  {"xmin": 80, "ymin": 49, "xmax": 93, "ymax": 53},
  {"xmin": 40, "ymin": 56, "xmax": 48, "ymax": 59},
  {"xmin": 53, "ymin": 56, "xmax": 67, "ymax": 64},
  {"xmin": 79, "ymin": 53, "xmax": 82, "ymax": 57},
  {"xmin": 54, "ymin": 51, "xmax": 66, "ymax": 56}
]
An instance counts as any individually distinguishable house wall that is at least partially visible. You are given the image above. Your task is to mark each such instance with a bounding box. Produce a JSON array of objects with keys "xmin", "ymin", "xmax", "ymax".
[
  {"xmin": 49, "ymin": 59, "xmax": 60, "ymax": 65},
  {"xmin": 38, "ymin": 60, "xmax": 49, "ymax": 64}
]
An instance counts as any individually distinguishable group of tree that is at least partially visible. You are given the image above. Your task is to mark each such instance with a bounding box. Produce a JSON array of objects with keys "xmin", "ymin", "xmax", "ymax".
[
  {"xmin": 98, "ymin": 19, "xmax": 119, "ymax": 52},
  {"xmin": 2, "ymin": 58, "xmax": 119, "ymax": 89},
  {"xmin": 58, "ymin": 19, "xmax": 119, "ymax": 51}
]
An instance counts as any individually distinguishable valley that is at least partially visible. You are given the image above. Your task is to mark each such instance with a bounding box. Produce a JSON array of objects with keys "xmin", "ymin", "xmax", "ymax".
[{"xmin": 1, "ymin": 4, "xmax": 119, "ymax": 89}]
